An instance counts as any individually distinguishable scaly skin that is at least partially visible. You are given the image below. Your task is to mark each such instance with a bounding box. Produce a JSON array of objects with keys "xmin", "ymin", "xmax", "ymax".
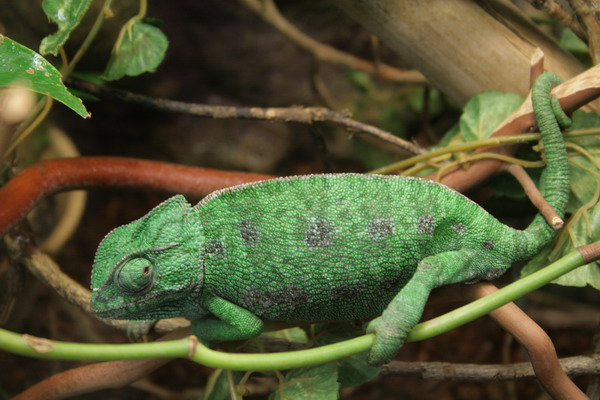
[{"xmin": 90, "ymin": 73, "xmax": 569, "ymax": 366}]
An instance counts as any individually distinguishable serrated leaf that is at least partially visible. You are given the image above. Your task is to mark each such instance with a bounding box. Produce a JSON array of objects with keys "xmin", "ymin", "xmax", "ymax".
[
  {"xmin": 203, "ymin": 370, "xmax": 245, "ymax": 400},
  {"xmin": 459, "ymin": 91, "xmax": 523, "ymax": 142},
  {"xmin": 271, "ymin": 363, "xmax": 339, "ymax": 400},
  {"xmin": 103, "ymin": 20, "xmax": 168, "ymax": 81},
  {"xmin": 39, "ymin": 0, "xmax": 92, "ymax": 56},
  {"xmin": 0, "ymin": 35, "xmax": 89, "ymax": 117}
]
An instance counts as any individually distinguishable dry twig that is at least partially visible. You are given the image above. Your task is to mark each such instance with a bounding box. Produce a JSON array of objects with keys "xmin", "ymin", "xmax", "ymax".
[
  {"xmin": 67, "ymin": 78, "xmax": 425, "ymax": 155},
  {"xmin": 237, "ymin": 0, "xmax": 426, "ymax": 84}
]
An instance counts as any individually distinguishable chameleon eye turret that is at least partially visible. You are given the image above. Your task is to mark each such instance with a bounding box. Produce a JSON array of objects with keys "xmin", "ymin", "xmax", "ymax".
[{"xmin": 115, "ymin": 257, "xmax": 155, "ymax": 295}]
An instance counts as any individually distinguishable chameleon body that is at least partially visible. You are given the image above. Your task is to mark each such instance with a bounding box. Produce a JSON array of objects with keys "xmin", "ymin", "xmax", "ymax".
[{"xmin": 91, "ymin": 73, "xmax": 570, "ymax": 365}]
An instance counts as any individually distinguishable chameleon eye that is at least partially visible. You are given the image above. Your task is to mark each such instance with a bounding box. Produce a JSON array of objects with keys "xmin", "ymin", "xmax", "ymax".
[{"xmin": 116, "ymin": 257, "xmax": 155, "ymax": 294}]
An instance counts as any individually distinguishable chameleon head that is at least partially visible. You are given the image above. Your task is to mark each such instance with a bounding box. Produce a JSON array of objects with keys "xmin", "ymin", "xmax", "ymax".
[{"xmin": 90, "ymin": 195, "xmax": 206, "ymax": 320}]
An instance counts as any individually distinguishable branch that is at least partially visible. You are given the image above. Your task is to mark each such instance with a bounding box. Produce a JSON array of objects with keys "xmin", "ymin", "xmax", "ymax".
[
  {"xmin": 434, "ymin": 63, "xmax": 600, "ymax": 191},
  {"xmin": 67, "ymin": 79, "xmax": 425, "ymax": 155},
  {"xmin": 237, "ymin": 0, "xmax": 427, "ymax": 84},
  {"xmin": 467, "ymin": 283, "xmax": 587, "ymax": 400},
  {"xmin": 0, "ymin": 157, "xmax": 274, "ymax": 237},
  {"xmin": 382, "ymin": 355, "xmax": 600, "ymax": 380}
]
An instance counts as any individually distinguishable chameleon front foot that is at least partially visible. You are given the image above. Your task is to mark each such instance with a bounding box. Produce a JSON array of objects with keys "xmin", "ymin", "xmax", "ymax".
[{"xmin": 365, "ymin": 316, "xmax": 406, "ymax": 366}]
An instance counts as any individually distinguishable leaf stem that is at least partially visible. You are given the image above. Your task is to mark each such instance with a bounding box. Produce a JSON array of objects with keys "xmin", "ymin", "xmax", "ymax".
[{"xmin": 63, "ymin": 0, "xmax": 114, "ymax": 78}]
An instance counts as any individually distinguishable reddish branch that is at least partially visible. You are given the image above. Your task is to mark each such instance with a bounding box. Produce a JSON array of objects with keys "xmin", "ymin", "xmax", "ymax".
[
  {"xmin": 467, "ymin": 283, "xmax": 588, "ymax": 400},
  {"xmin": 0, "ymin": 157, "xmax": 273, "ymax": 236}
]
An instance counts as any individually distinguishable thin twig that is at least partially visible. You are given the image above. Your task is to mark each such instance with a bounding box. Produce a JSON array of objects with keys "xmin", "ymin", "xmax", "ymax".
[
  {"xmin": 237, "ymin": 0, "xmax": 427, "ymax": 84},
  {"xmin": 382, "ymin": 354, "xmax": 600, "ymax": 380},
  {"xmin": 504, "ymin": 163, "xmax": 563, "ymax": 228},
  {"xmin": 526, "ymin": 0, "xmax": 587, "ymax": 41},
  {"xmin": 67, "ymin": 78, "xmax": 425, "ymax": 155}
]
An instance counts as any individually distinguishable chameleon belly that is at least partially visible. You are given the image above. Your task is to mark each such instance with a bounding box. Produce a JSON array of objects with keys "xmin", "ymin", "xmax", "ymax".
[{"xmin": 198, "ymin": 173, "xmax": 509, "ymax": 322}]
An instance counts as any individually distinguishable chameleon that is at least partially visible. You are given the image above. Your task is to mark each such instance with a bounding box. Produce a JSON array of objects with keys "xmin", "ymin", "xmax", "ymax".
[{"xmin": 90, "ymin": 73, "xmax": 570, "ymax": 366}]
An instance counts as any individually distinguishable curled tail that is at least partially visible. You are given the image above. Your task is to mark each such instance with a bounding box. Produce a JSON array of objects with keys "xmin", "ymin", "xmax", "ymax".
[{"xmin": 522, "ymin": 72, "xmax": 570, "ymax": 256}]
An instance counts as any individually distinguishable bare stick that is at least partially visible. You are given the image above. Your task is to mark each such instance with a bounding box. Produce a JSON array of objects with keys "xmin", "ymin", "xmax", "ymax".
[
  {"xmin": 67, "ymin": 79, "xmax": 425, "ymax": 155},
  {"xmin": 382, "ymin": 354, "xmax": 600, "ymax": 380},
  {"xmin": 504, "ymin": 163, "xmax": 564, "ymax": 228},
  {"xmin": 238, "ymin": 0, "xmax": 427, "ymax": 85}
]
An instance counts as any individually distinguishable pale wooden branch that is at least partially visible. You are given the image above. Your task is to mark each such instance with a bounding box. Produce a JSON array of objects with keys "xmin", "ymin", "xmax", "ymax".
[
  {"xmin": 237, "ymin": 0, "xmax": 427, "ymax": 84},
  {"xmin": 332, "ymin": 0, "xmax": 587, "ymax": 106},
  {"xmin": 67, "ymin": 78, "xmax": 425, "ymax": 155},
  {"xmin": 435, "ymin": 64, "xmax": 600, "ymax": 191}
]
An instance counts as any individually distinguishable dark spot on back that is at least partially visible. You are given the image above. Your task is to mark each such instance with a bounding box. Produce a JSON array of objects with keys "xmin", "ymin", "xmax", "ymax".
[
  {"xmin": 331, "ymin": 285, "xmax": 361, "ymax": 301},
  {"xmin": 239, "ymin": 219, "xmax": 259, "ymax": 246},
  {"xmin": 451, "ymin": 223, "xmax": 467, "ymax": 236},
  {"xmin": 203, "ymin": 239, "xmax": 225, "ymax": 258},
  {"xmin": 482, "ymin": 239, "xmax": 495, "ymax": 250},
  {"xmin": 379, "ymin": 275, "xmax": 407, "ymax": 294},
  {"xmin": 306, "ymin": 218, "xmax": 335, "ymax": 247},
  {"xmin": 416, "ymin": 214, "xmax": 435, "ymax": 235},
  {"xmin": 367, "ymin": 218, "xmax": 394, "ymax": 241}
]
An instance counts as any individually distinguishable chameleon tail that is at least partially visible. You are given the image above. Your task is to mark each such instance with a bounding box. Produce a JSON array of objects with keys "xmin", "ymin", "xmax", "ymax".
[{"xmin": 521, "ymin": 72, "xmax": 570, "ymax": 257}]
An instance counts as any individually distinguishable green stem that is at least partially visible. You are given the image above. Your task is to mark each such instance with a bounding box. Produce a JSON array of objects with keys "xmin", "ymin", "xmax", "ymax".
[
  {"xmin": 0, "ymin": 248, "xmax": 586, "ymax": 370},
  {"xmin": 370, "ymin": 128, "xmax": 600, "ymax": 175},
  {"xmin": 63, "ymin": 0, "xmax": 113, "ymax": 78}
]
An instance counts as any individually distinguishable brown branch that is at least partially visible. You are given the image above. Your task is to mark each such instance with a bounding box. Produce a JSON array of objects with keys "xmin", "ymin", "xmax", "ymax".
[
  {"xmin": 526, "ymin": 0, "xmax": 588, "ymax": 41},
  {"xmin": 467, "ymin": 283, "xmax": 588, "ymax": 400},
  {"xmin": 382, "ymin": 354, "xmax": 600, "ymax": 380},
  {"xmin": 237, "ymin": 0, "xmax": 427, "ymax": 85},
  {"xmin": 568, "ymin": 0, "xmax": 600, "ymax": 64},
  {"xmin": 504, "ymin": 163, "xmax": 563, "ymax": 228},
  {"xmin": 67, "ymin": 78, "xmax": 425, "ymax": 155},
  {"xmin": 435, "ymin": 64, "xmax": 600, "ymax": 192}
]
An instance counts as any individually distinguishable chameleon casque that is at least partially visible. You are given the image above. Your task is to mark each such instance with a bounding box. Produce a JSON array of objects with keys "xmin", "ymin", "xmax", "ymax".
[{"xmin": 91, "ymin": 73, "xmax": 570, "ymax": 366}]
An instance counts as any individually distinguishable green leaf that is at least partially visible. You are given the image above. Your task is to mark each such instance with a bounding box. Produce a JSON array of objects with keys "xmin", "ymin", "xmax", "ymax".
[
  {"xmin": 459, "ymin": 91, "xmax": 523, "ymax": 142},
  {"xmin": 522, "ymin": 202, "xmax": 600, "ymax": 290},
  {"xmin": 0, "ymin": 35, "xmax": 89, "ymax": 117},
  {"xmin": 263, "ymin": 327, "xmax": 308, "ymax": 344},
  {"xmin": 270, "ymin": 363, "xmax": 339, "ymax": 400},
  {"xmin": 203, "ymin": 370, "xmax": 245, "ymax": 400},
  {"xmin": 314, "ymin": 323, "xmax": 380, "ymax": 388},
  {"xmin": 560, "ymin": 28, "xmax": 591, "ymax": 65},
  {"xmin": 345, "ymin": 70, "xmax": 372, "ymax": 94},
  {"xmin": 39, "ymin": 0, "xmax": 92, "ymax": 56},
  {"xmin": 103, "ymin": 20, "xmax": 168, "ymax": 81}
]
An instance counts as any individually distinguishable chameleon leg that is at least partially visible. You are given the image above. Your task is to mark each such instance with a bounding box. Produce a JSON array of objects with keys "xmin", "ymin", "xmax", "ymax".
[
  {"xmin": 191, "ymin": 295, "xmax": 264, "ymax": 343},
  {"xmin": 366, "ymin": 249, "xmax": 495, "ymax": 366}
]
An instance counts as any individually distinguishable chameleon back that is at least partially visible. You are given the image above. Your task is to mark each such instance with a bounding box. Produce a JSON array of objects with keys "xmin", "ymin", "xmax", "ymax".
[{"xmin": 196, "ymin": 173, "xmax": 514, "ymax": 322}]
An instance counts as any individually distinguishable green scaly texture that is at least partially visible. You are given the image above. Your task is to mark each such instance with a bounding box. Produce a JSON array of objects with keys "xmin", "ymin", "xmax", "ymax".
[{"xmin": 90, "ymin": 73, "xmax": 569, "ymax": 366}]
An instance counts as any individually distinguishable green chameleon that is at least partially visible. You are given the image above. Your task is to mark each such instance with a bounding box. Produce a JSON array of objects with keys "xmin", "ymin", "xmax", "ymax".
[{"xmin": 91, "ymin": 73, "xmax": 570, "ymax": 366}]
